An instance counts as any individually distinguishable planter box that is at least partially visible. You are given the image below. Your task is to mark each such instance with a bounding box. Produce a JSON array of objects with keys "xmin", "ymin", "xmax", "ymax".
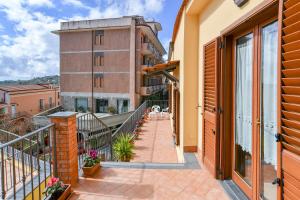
[
  {"xmin": 58, "ymin": 184, "xmax": 71, "ymax": 200},
  {"xmin": 47, "ymin": 184, "xmax": 71, "ymax": 200},
  {"xmin": 82, "ymin": 163, "xmax": 100, "ymax": 176}
]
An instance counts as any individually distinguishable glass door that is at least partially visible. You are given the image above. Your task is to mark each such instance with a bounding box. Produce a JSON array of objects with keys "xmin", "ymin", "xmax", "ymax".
[
  {"xmin": 259, "ymin": 21, "xmax": 278, "ymax": 200},
  {"xmin": 234, "ymin": 32, "xmax": 254, "ymax": 187}
]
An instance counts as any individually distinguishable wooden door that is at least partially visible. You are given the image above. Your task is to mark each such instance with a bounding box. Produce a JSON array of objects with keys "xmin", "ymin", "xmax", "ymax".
[
  {"xmin": 173, "ymin": 87, "xmax": 180, "ymax": 145},
  {"xmin": 278, "ymin": 0, "xmax": 300, "ymax": 199},
  {"xmin": 202, "ymin": 38, "xmax": 220, "ymax": 178}
]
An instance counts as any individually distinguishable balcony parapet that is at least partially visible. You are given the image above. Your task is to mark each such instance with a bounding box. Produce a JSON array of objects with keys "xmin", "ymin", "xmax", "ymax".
[{"xmin": 140, "ymin": 84, "xmax": 167, "ymax": 96}]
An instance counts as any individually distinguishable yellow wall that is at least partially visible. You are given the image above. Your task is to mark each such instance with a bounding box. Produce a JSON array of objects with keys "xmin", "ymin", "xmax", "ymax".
[
  {"xmin": 26, "ymin": 176, "xmax": 50, "ymax": 200},
  {"xmin": 171, "ymin": 5, "xmax": 199, "ymax": 155},
  {"xmin": 171, "ymin": 0, "xmax": 267, "ymax": 155},
  {"xmin": 172, "ymin": 11, "xmax": 185, "ymax": 155},
  {"xmin": 196, "ymin": 0, "xmax": 265, "ymax": 151}
]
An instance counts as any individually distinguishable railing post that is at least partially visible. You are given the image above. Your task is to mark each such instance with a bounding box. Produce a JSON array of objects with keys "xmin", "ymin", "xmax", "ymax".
[
  {"xmin": 48, "ymin": 112, "xmax": 78, "ymax": 185},
  {"xmin": 1, "ymin": 149, "xmax": 6, "ymax": 199}
]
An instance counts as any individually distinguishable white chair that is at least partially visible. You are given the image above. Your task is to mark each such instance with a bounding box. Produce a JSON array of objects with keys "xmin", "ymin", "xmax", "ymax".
[
  {"xmin": 160, "ymin": 107, "xmax": 169, "ymax": 118},
  {"xmin": 149, "ymin": 105, "xmax": 160, "ymax": 119}
]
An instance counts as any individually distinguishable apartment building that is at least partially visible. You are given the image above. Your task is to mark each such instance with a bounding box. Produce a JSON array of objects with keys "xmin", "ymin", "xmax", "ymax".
[
  {"xmin": 53, "ymin": 16, "xmax": 166, "ymax": 114},
  {"xmin": 0, "ymin": 84, "xmax": 60, "ymax": 117}
]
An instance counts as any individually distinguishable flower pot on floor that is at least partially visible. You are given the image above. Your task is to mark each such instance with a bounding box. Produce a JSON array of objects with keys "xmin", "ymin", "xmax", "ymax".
[
  {"xmin": 48, "ymin": 184, "xmax": 71, "ymax": 200},
  {"xmin": 82, "ymin": 163, "xmax": 100, "ymax": 176}
]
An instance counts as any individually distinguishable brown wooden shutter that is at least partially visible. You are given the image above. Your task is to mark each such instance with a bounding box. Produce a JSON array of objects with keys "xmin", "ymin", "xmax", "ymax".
[
  {"xmin": 202, "ymin": 38, "xmax": 220, "ymax": 178},
  {"xmin": 279, "ymin": 0, "xmax": 300, "ymax": 199},
  {"xmin": 173, "ymin": 88, "xmax": 180, "ymax": 145}
]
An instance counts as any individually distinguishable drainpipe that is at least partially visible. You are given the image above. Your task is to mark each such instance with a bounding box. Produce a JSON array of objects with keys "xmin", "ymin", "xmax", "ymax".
[{"xmin": 91, "ymin": 31, "xmax": 94, "ymax": 113}]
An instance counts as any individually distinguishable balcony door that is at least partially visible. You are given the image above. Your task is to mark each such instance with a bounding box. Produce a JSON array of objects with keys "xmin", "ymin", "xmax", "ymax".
[{"xmin": 232, "ymin": 20, "xmax": 278, "ymax": 199}]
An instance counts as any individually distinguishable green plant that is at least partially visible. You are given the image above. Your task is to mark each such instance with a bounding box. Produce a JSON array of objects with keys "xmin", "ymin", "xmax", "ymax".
[
  {"xmin": 113, "ymin": 133, "xmax": 134, "ymax": 162},
  {"xmin": 107, "ymin": 106, "xmax": 117, "ymax": 114},
  {"xmin": 43, "ymin": 177, "xmax": 66, "ymax": 198},
  {"xmin": 84, "ymin": 150, "xmax": 100, "ymax": 167}
]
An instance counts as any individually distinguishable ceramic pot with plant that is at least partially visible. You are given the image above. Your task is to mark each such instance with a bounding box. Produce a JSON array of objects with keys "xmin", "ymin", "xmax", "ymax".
[
  {"xmin": 113, "ymin": 134, "xmax": 134, "ymax": 162},
  {"xmin": 44, "ymin": 177, "xmax": 71, "ymax": 200},
  {"xmin": 82, "ymin": 150, "xmax": 101, "ymax": 176}
]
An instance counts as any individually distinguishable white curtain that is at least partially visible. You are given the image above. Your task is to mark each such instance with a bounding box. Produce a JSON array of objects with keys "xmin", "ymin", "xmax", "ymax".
[
  {"xmin": 235, "ymin": 34, "xmax": 253, "ymax": 154},
  {"xmin": 261, "ymin": 21, "xmax": 278, "ymax": 166}
]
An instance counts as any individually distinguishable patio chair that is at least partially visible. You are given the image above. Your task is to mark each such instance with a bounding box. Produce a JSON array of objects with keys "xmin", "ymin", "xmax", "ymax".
[
  {"xmin": 160, "ymin": 107, "xmax": 169, "ymax": 118},
  {"xmin": 149, "ymin": 105, "xmax": 160, "ymax": 119}
]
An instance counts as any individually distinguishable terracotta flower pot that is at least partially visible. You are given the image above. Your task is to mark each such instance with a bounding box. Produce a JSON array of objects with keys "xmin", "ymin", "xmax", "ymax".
[
  {"xmin": 49, "ymin": 184, "xmax": 71, "ymax": 200},
  {"xmin": 82, "ymin": 163, "xmax": 100, "ymax": 176}
]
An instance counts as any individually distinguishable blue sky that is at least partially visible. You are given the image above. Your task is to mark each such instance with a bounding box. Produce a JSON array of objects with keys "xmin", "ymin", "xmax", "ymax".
[{"xmin": 0, "ymin": 0, "xmax": 181, "ymax": 81}]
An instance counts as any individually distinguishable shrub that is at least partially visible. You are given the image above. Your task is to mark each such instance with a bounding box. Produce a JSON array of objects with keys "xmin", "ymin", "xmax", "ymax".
[
  {"xmin": 113, "ymin": 133, "xmax": 134, "ymax": 162},
  {"xmin": 107, "ymin": 106, "xmax": 117, "ymax": 114}
]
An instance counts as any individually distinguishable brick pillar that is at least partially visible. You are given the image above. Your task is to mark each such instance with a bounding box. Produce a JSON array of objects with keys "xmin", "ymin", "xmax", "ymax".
[{"xmin": 48, "ymin": 112, "xmax": 78, "ymax": 185}]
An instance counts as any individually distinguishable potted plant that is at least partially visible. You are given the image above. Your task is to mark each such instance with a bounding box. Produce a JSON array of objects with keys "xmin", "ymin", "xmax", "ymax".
[
  {"xmin": 107, "ymin": 106, "xmax": 117, "ymax": 114},
  {"xmin": 113, "ymin": 134, "xmax": 134, "ymax": 162},
  {"xmin": 82, "ymin": 150, "xmax": 101, "ymax": 176},
  {"xmin": 44, "ymin": 177, "xmax": 71, "ymax": 200}
]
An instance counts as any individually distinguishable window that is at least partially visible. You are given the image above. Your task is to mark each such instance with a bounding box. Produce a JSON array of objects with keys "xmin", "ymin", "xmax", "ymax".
[
  {"xmin": 94, "ymin": 52, "xmax": 104, "ymax": 67},
  {"xmin": 39, "ymin": 99, "xmax": 44, "ymax": 110},
  {"xmin": 95, "ymin": 30, "xmax": 104, "ymax": 45},
  {"xmin": 117, "ymin": 99, "xmax": 129, "ymax": 114},
  {"xmin": 75, "ymin": 98, "xmax": 88, "ymax": 112},
  {"xmin": 94, "ymin": 74, "xmax": 104, "ymax": 88},
  {"xmin": 96, "ymin": 99, "xmax": 108, "ymax": 113},
  {"xmin": 49, "ymin": 97, "xmax": 53, "ymax": 107}
]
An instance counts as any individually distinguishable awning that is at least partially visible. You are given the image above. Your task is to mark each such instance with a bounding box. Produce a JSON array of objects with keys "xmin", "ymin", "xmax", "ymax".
[{"xmin": 143, "ymin": 60, "xmax": 180, "ymax": 82}]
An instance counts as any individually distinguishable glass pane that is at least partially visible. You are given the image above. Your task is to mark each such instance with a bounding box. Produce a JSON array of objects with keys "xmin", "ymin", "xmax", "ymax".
[
  {"xmin": 76, "ymin": 98, "xmax": 88, "ymax": 112},
  {"xmin": 260, "ymin": 21, "xmax": 278, "ymax": 200},
  {"xmin": 235, "ymin": 33, "xmax": 253, "ymax": 186}
]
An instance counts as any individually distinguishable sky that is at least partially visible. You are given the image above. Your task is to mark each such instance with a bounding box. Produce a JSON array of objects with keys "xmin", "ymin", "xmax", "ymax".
[{"xmin": 0, "ymin": 0, "xmax": 182, "ymax": 81}]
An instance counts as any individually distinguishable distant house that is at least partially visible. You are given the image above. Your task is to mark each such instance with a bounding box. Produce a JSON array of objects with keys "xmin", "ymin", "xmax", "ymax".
[{"xmin": 0, "ymin": 84, "xmax": 60, "ymax": 117}]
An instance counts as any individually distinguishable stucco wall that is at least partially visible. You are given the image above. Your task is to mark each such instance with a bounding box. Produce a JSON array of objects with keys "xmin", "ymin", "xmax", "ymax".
[
  {"xmin": 10, "ymin": 90, "xmax": 59, "ymax": 115},
  {"xmin": 197, "ymin": 0, "xmax": 266, "ymax": 150}
]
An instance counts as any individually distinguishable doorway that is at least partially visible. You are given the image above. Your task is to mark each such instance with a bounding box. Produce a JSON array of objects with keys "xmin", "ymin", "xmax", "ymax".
[{"xmin": 231, "ymin": 20, "xmax": 278, "ymax": 199}]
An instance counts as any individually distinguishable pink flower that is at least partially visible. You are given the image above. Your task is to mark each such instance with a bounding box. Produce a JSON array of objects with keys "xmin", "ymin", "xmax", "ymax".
[{"xmin": 89, "ymin": 150, "xmax": 98, "ymax": 159}]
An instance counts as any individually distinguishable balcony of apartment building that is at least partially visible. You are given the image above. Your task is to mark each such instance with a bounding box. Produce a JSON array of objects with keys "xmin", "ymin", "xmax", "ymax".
[
  {"xmin": 0, "ymin": 100, "xmax": 230, "ymax": 200},
  {"xmin": 140, "ymin": 77, "xmax": 166, "ymax": 96}
]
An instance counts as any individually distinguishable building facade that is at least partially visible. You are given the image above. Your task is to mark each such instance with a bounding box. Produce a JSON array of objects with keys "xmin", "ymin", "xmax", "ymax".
[
  {"xmin": 54, "ymin": 16, "xmax": 166, "ymax": 114},
  {"xmin": 165, "ymin": 0, "xmax": 300, "ymax": 199},
  {"xmin": 0, "ymin": 84, "xmax": 60, "ymax": 117}
]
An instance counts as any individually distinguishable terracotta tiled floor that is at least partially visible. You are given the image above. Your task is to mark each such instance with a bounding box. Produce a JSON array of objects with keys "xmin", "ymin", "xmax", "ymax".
[
  {"xmin": 70, "ymin": 115, "xmax": 231, "ymax": 200},
  {"xmin": 70, "ymin": 159, "xmax": 230, "ymax": 200},
  {"xmin": 131, "ymin": 115, "xmax": 178, "ymax": 163}
]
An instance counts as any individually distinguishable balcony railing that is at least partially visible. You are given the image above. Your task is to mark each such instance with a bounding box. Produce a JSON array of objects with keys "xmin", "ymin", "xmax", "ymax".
[
  {"xmin": 140, "ymin": 84, "xmax": 167, "ymax": 96},
  {"xmin": 76, "ymin": 113, "xmax": 113, "ymax": 165},
  {"xmin": 0, "ymin": 124, "xmax": 56, "ymax": 200}
]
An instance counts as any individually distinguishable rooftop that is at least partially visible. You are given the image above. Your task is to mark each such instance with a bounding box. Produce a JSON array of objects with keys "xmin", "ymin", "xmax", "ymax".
[{"xmin": 0, "ymin": 84, "xmax": 57, "ymax": 92}]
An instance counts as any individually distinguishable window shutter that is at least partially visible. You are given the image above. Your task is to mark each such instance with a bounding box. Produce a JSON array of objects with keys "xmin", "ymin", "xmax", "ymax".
[
  {"xmin": 202, "ymin": 38, "xmax": 220, "ymax": 178},
  {"xmin": 172, "ymin": 88, "xmax": 180, "ymax": 145},
  {"xmin": 279, "ymin": 0, "xmax": 300, "ymax": 199}
]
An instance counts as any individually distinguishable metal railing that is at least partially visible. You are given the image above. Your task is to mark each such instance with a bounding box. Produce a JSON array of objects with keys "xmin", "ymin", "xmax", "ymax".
[
  {"xmin": 0, "ymin": 124, "xmax": 56, "ymax": 200},
  {"xmin": 112, "ymin": 101, "xmax": 148, "ymax": 142},
  {"xmin": 76, "ymin": 113, "xmax": 113, "ymax": 166}
]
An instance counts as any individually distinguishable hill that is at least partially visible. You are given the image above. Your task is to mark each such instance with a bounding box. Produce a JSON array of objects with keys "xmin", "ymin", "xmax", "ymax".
[{"xmin": 0, "ymin": 75, "xmax": 59, "ymax": 85}]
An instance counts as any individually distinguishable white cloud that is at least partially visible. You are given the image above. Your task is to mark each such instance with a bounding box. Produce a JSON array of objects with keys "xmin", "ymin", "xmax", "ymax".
[
  {"xmin": 0, "ymin": 0, "xmax": 166, "ymax": 81},
  {"xmin": 62, "ymin": 0, "xmax": 88, "ymax": 9},
  {"xmin": 0, "ymin": 0, "xmax": 60, "ymax": 80},
  {"xmin": 26, "ymin": 0, "xmax": 54, "ymax": 7}
]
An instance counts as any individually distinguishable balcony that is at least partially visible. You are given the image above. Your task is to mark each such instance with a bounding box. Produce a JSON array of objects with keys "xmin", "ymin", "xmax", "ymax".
[
  {"xmin": 0, "ymin": 100, "xmax": 230, "ymax": 200},
  {"xmin": 140, "ymin": 84, "xmax": 166, "ymax": 96},
  {"xmin": 141, "ymin": 42, "xmax": 155, "ymax": 55}
]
